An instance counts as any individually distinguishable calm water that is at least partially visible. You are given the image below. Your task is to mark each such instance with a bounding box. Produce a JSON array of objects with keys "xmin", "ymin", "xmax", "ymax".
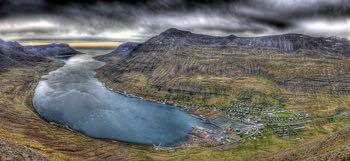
[{"xmin": 33, "ymin": 49, "xmax": 206, "ymax": 146}]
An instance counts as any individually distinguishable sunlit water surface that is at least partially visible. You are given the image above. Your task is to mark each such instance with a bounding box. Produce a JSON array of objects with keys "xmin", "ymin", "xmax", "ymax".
[{"xmin": 33, "ymin": 49, "xmax": 207, "ymax": 145}]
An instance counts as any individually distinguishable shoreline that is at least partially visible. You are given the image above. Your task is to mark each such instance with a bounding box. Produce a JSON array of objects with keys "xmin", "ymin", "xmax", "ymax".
[
  {"xmin": 32, "ymin": 54, "xmax": 222, "ymax": 147},
  {"xmin": 93, "ymin": 66, "xmax": 220, "ymax": 128},
  {"xmin": 93, "ymin": 55, "xmax": 216, "ymax": 122}
]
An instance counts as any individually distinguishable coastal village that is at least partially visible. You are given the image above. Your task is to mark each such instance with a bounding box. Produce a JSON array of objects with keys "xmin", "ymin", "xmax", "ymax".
[
  {"xmin": 184, "ymin": 99, "xmax": 347, "ymax": 148},
  {"xmin": 186, "ymin": 107, "xmax": 308, "ymax": 147},
  {"xmin": 152, "ymin": 87, "xmax": 350, "ymax": 150}
]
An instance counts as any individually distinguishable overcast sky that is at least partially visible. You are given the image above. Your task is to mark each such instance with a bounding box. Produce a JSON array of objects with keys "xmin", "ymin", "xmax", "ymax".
[{"xmin": 0, "ymin": 0, "xmax": 349, "ymax": 42}]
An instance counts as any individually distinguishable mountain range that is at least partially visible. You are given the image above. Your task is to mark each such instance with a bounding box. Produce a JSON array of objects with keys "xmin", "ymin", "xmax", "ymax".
[
  {"xmin": 0, "ymin": 39, "xmax": 80, "ymax": 72},
  {"xmin": 94, "ymin": 28, "xmax": 350, "ymax": 160},
  {"xmin": 101, "ymin": 28, "xmax": 349, "ymax": 59},
  {"xmin": 0, "ymin": 28, "xmax": 350, "ymax": 160},
  {"xmin": 98, "ymin": 28, "xmax": 350, "ymax": 95}
]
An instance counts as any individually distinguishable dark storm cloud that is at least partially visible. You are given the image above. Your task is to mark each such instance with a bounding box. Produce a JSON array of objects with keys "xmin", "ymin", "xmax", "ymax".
[{"xmin": 0, "ymin": 0, "xmax": 349, "ymax": 41}]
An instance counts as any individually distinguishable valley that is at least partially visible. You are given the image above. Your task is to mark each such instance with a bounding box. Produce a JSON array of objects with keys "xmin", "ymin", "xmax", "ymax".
[
  {"xmin": 1, "ymin": 28, "xmax": 350, "ymax": 160},
  {"xmin": 1, "ymin": 0, "xmax": 350, "ymax": 160}
]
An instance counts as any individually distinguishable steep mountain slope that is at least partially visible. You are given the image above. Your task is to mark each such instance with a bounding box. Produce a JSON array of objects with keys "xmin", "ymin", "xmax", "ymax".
[
  {"xmin": 234, "ymin": 33, "xmax": 349, "ymax": 55},
  {"xmin": 103, "ymin": 42, "xmax": 141, "ymax": 58},
  {"xmin": 95, "ymin": 28, "xmax": 350, "ymax": 160},
  {"xmin": 97, "ymin": 42, "xmax": 141, "ymax": 63},
  {"xmin": 98, "ymin": 28, "xmax": 350, "ymax": 96},
  {"xmin": 95, "ymin": 28, "xmax": 350, "ymax": 161}
]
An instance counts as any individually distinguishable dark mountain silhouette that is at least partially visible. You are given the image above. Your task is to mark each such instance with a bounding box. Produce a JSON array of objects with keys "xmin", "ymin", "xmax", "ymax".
[{"xmin": 0, "ymin": 39, "xmax": 80, "ymax": 72}]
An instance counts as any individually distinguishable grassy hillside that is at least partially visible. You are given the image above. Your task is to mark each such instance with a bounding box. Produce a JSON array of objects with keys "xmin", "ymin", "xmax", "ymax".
[
  {"xmin": 3, "ymin": 61, "xmax": 343, "ymax": 161},
  {"xmin": 95, "ymin": 29, "xmax": 350, "ymax": 160},
  {"xmin": 253, "ymin": 123, "xmax": 350, "ymax": 161},
  {"xmin": 95, "ymin": 52, "xmax": 350, "ymax": 160},
  {"xmin": 0, "ymin": 62, "xmax": 152, "ymax": 160},
  {"xmin": 1, "ymin": 52, "xmax": 349, "ymax": 161},
  {"xmin": 97, "ymin": 52, "xmax": 350, "ymax": 116}
]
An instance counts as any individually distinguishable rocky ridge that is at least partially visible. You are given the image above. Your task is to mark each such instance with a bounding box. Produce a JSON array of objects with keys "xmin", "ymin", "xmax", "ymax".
[{"xmin": 133, "ymin": 28, "xmax": 349, "ymax": 57}]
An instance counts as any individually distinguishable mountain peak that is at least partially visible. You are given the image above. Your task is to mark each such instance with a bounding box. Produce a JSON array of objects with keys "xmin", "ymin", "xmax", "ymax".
[
  {"xmin": 0, "ymin": 40, "xmax": 22, "ymax": 47},
  {"xmin": 160, "ymin": 28, "xmax": 192, "ymax": 37}
]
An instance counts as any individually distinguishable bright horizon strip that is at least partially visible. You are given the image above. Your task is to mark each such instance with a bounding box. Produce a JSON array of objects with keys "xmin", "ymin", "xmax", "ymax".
[{"xmin": 21, "ymin": 41, "xmax": 124, "ymax": 48}]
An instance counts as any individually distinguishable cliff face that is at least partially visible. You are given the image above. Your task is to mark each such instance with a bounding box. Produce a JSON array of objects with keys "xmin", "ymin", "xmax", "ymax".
[{"xmin": 234, "ymin": 34, "xmax": 349, "ymax": 55}]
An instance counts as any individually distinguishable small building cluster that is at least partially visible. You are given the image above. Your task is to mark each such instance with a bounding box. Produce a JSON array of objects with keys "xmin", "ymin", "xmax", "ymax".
[
  {"xmin": 224, "ymin": 101, "xmax": 307, "ymax": 138},
  {"xmin": 269, "ymin": 123, "xmax": 305, "ymax": 137},
  {"xmin": 189, "ymin": 125, "xmax": 241, "ymax": 145}
]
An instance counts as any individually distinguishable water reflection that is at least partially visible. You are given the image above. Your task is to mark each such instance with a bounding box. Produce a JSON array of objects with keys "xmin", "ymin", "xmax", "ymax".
[{"xmin": 33, "ymin": 50, "xmax": 206, "ymax": 145}]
